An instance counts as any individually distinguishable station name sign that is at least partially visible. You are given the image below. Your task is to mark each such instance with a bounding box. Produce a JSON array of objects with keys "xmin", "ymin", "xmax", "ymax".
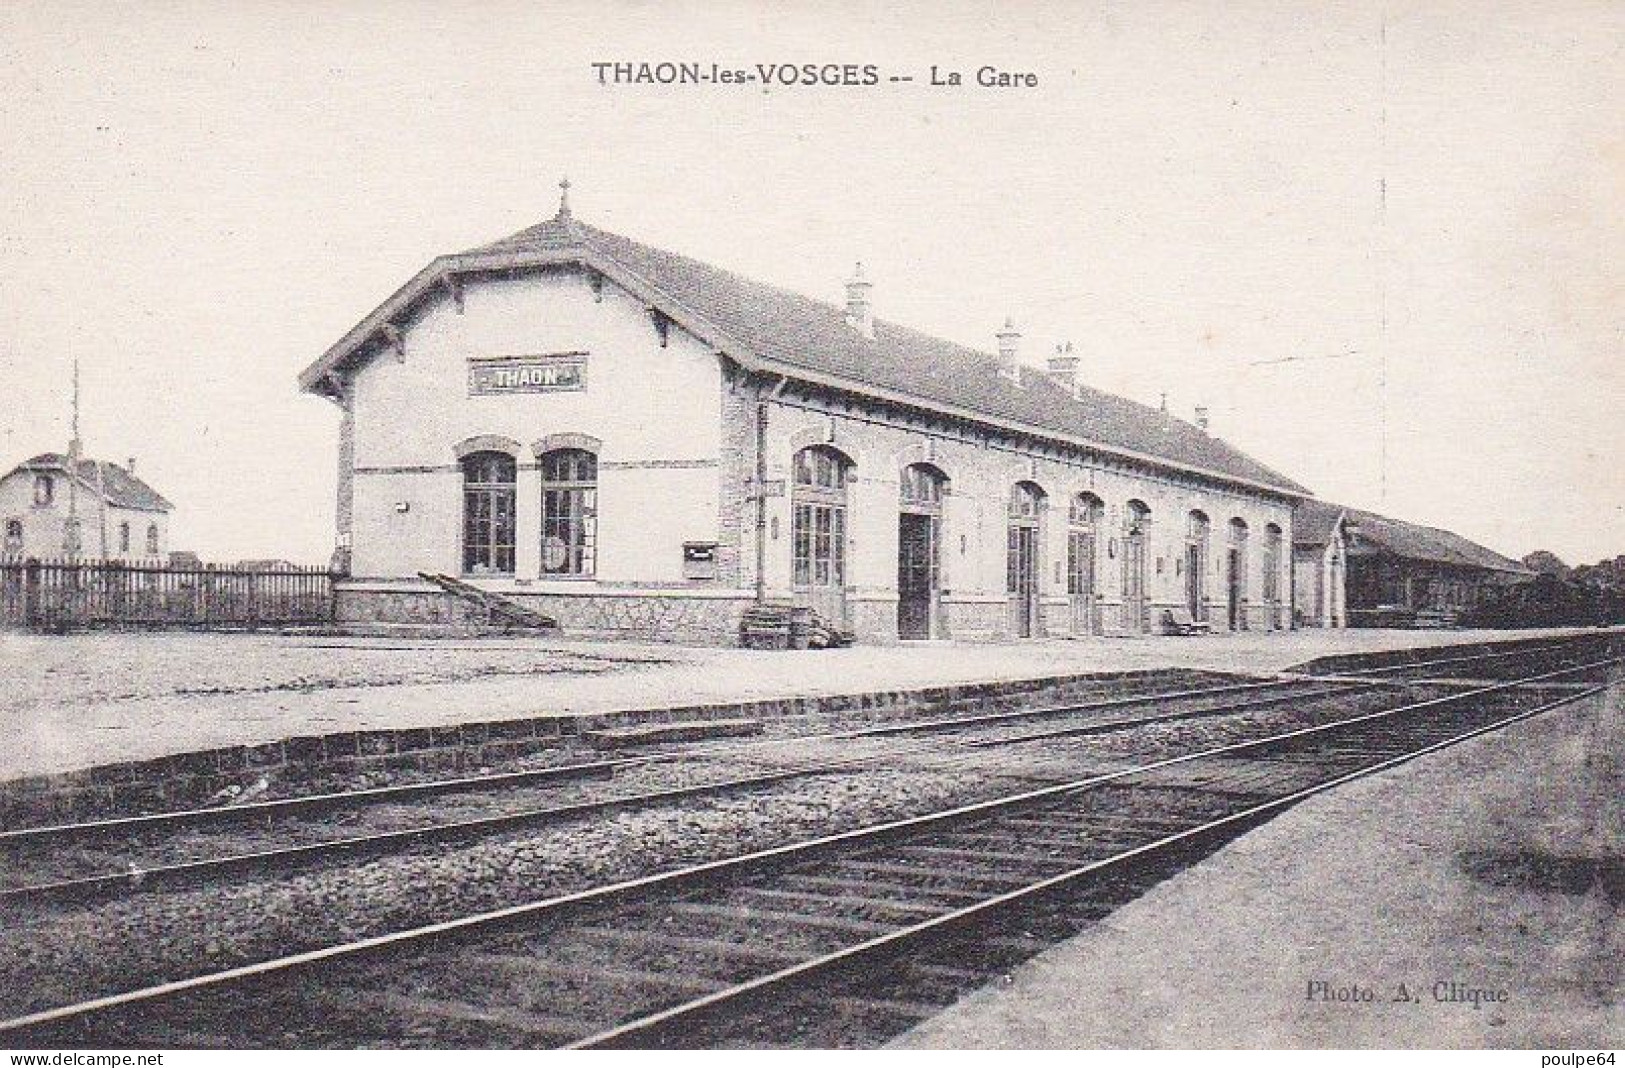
[{"xmin": 468, "ymin": 353, "xmax": 587, "ymax": 395}]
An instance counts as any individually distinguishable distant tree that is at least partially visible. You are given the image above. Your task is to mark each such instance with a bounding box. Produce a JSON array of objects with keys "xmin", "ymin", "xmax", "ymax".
[
  {"xmin": 1463, "ymin": 554, "xmax": 1625, "ymax": 628},
  {"xmin": 1521, "ymin": 550, "xmax": 1570, "ymax": 578}
]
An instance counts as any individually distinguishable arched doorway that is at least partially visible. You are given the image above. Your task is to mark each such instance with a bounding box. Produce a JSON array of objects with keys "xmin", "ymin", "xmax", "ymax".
[
  {"xmin": 1068, "ymin": 493, "xmax": 1103, "ymax": 636},
  {"xmin": 1262, "ymin": 522, "xmax": 1283, "ymax": 629},
  {"xmin": 792, "ymin": 445, "xmax": 853, "ymax": 629},
  {"xmin": 1185, "ymin": 510, "xmax": 1211, "ymax": 623},
  {"xmin": 1007, "ymin": 481, "xmax": 1047, "ymax": 638},
  {"xmin": 1123, "ymin": 500, "xmax": 1151, "ymax": 634},
  {"xmin": 898, "ymin": 463, "xmax": 947, "ymax": 640},
  {"xmin": 1228, "ymin": 517, "xmax": 1250, "ymax": 630}
]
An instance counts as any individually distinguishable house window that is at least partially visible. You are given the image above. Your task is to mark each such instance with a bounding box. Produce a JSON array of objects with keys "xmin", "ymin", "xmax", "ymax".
[
  {"xmin": 3, "ymin": 518, "xmax": 21, "ymax": 555},
  {"xmin": 461, "ymin": 451, "xmax": 517, "ymax": 574},
  {"xmin": 119, "ymin": 522, "xmax": 131, "ymax": 553},
  {"xmin": 540, "ymin": 448, "xmax": 597, "ymax": 576},
  {"xmin": 145, "ymin": 523, "xmax": 159, "ymax": 556},
  {"xmin": 33, "ymin": 475, "xmax": 53, "ymax": 506}
]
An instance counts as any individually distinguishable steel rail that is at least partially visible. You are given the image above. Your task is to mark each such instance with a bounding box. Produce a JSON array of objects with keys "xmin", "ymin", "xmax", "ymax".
[
  {"xmin": 0, "ymin": 679, "xmax": 1362, "ymax": 904},
  {"xmin": 9, "ymin": 633, "xmax": 1598, "ymax": 846},
  {"xmin": 1, "ymin": 653, "xmax": 1615, "ymax": 1041},
  {"xmin": 573, "ymin": 678, "xmax": 1617, "ymax": 1049},
  {"xmin": 1323, "ymin": 634, "xmax": 1609, "ymax": 678},
  {"xmin": 0, "ymin": 672, "xmax": 1337, "ymax": 845}
]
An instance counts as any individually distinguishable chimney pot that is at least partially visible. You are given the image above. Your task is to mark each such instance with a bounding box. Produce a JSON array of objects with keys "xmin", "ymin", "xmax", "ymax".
[
  {"xmin": 1194, "ymin": 406, "xmax": 1210, "ymax": 432},
  {"xmin": 1046, "ymin": 342, "xmax": 1079, "ymax": 392},
  {"xmin": 844, "ymin": 262, "xmax": 874, "ymax": 339},
  {"xmin": 995, "ymin": 317, "xmax": 1022, "ymax": 383},
  {"xmin": 126, "ymin": 456, "xmax": 136, "ymax": 474}
]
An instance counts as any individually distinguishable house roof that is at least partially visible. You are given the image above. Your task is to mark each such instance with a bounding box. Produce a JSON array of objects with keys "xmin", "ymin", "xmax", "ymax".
[
  {"xmin": 10, "ymin": 454, "xmax": 173, "ymax": 512},
  {"xmin": 299, "ymin": 210, "xmax": 1310, "ymax": 498},
  {"xmin": 1308, "ymin": 498, "xmax": 1530, "ymax": 575},
  {"xmin": 1292, "ymin": 497, "xmax": 1345, "ymax": 549}
]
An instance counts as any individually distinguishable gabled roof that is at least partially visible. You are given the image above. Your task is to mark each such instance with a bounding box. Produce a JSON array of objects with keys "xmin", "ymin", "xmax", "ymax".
[
  {"xmin": 9, "ymin": 454, "xmax": 173, "ymax": 512},
  {"xmin": 300, "ymin": 211, "xmax": 1310, "ymax": 498},
  {"xmin": 1313, "ymin": 498, "xmax": 1530, "ymax": 575},
  {"xmin": 1292, "ymin": 497, "xmax": 1345, "ymax": 549}
]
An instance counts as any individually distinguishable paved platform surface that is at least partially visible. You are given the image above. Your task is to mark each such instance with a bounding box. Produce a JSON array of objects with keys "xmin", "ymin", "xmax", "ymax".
[
  {"xmin": 894, "ymin": 677, "xmax": 1622, "ymax": 1048},
  {"xmin": 0, "ymin": 626, "xmax": 1606, "ymax": 781}
]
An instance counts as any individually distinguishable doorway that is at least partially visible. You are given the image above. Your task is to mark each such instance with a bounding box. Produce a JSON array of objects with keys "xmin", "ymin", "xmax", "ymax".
[{"xmin": 898, "ymin": 513, "xmax": 938, "ymax": 639}]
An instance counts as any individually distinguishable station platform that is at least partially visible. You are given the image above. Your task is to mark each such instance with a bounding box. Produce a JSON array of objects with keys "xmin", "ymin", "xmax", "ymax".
[
  {"xmin": 0, "ymin": 625, "xmax": 1609, "ymax": 783},
  {"xmin": 894, "ymin": 680, "xmax": 1621, "ymax": 1048}
]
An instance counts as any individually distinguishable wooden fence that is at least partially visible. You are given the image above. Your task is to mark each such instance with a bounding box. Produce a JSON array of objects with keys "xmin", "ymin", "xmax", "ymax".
[{"xmin": 0, "ymin": 557, "xmax": 334, "ymax": 630}]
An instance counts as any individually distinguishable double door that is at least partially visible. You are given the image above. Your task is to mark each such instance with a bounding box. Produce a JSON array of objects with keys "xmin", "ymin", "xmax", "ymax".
[{"xmin": 1008, "ymin": 524, "xmax": 1039, "ymax": 638}]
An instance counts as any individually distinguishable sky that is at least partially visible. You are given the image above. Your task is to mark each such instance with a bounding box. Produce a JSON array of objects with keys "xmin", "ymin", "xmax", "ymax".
[{"xmin": 1, "ymin": 0, "xmax": 1620, "ymax": 566}]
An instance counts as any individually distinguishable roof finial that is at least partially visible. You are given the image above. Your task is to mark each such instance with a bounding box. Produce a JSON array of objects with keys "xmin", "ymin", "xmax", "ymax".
[{"xmin": 557, "ymin": 176, "xmax": 572, "ymax": 221}]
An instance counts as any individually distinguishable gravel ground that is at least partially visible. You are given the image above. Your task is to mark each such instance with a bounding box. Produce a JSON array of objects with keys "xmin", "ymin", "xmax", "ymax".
[
  {"xmin": 894, "ymin": 681, "xmax": 1622, "ymax": 1048},
  {"xmin": 0, "ymin": 677, "xmax": 1486, "ymax": 1019},
  {"xmin": 0, "ymin": 751, "xmax": 1071, "ymax": 1017},
  {"xmin": 0, "ymin": 676, "xmax": 1368, "ymax": 890}
]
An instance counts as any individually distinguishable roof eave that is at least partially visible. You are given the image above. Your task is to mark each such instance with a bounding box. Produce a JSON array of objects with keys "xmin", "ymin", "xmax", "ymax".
[{"xmin": 301, "ymin": 241, "xmax": 1308, "ymax": 499}]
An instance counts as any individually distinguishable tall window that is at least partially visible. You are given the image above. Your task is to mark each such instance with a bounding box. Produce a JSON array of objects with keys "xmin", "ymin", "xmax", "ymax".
[
  {"xmin": 33, "ymin": 476, "xmax": 53, "ymax": 506},
  {"xmin": 462, "ymin": 451, "xmax": 516, "ymax": 574},
  {"xmin": 146, "ymin": 523, "xmax": 159, "ymax": 556},
  {"xmin": 119, "ymin": 522, "xmax": 131, "ymax": 553},
  {"xmin": 792, "ymin": 446, "xmax": 850, "ymax": 589},
  {"xmin": 4, "ymin": 518, "xmax": 21, "ymax": 555},
  {"xmin": 540, "ymin": 448, "xmax": 597, "ymax": 576}
]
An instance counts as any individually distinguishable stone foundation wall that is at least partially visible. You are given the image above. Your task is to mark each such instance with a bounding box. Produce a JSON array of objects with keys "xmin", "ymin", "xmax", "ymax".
[{"xmin": 337, "ymin": 584, "xmax": 754, "ymax": 645}]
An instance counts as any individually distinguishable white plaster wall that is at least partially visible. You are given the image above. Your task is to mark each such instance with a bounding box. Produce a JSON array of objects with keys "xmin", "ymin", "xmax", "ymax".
[
  {"xmin": 347, "ymin": 269, "xmax": 723, "ymax": 582},
  {"xmin": 0, "ymin": 472, "xmax": 169, "ymax": 561}
]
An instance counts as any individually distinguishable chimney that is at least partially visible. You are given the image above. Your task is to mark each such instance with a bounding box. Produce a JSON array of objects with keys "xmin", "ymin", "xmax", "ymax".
[
  {"xmin": 996, "ymin": 317, "xmax": 1022, "ymax": 383},
  {"xmin": 1046, "ymin": 341, "xmax": 1078, "ymax": 393},
  {"xmin": 844, "ymin": 262, "xmax": 874, "ymax": 339},
  {"xmin": 1194, "ymin": 406, "xmax": 1210, "ymax": 432},
  {"xmin": 126, "ymin": 456, "xmax": 136, "ymax": 475}
]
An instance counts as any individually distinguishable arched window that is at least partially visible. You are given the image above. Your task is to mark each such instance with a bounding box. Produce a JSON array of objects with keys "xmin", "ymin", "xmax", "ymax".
[
  {"xmin": 540, "ymin": 448, "xmax": 597, "ymax": 576},
  {"xmin": 4, "ymin": 518, "xmax": 21, "ymax": 555},
  {"xmin": 461, "ymin": 451, "xmax": 516, "ymax": 574},
  {"xmin": 119, "ymin": 522, "xmax": 131, "ymax": 553},
  {"xmin": 1125, "ymin": 499, "xmax": 1151, "ymax": 535},
  {"xmin": 1009, "ymin": 481, "xmax": 1046, "ymax": 520},
  {"xmin": 900, "ymin": 463, "xmax": 946, "ymax": 510},
  {"xmin": 146, "ymin": 523, "xmax": 159, "ymax": 556},
  {"xmin": 792, "ymin": 446, "xmax": 854, "ymax": 626},
  {"xmin": 1071, "ymin": 492, "xmax": 1102, "ymax": 528}
]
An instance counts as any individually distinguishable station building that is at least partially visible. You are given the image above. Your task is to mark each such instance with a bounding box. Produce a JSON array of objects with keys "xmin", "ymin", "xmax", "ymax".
[
  {"xmin": 1293, "ymin": 498, "xmax": 1532, "ymax": 628},
  {"xmin": 299, "ymin": 190, "xmax": 1309, "ymax": 644}
]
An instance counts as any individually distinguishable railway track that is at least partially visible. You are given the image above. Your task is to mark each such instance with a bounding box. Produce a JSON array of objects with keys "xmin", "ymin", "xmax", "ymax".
[
  {"xmin": 7, "ymin": 634, "xmax": 1606, "ymax": 909},
  {"xmin": 2, "ymin": 673, "xmax": 1377, "ymax": 903},
  {"xmin": 3, "ymin": 647, "xmax": 1617, "ymax": 1049}
]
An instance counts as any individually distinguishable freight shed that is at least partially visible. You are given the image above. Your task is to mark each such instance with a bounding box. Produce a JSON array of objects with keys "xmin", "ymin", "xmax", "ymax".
[{"xmin": 1293, "ymin": 499, "xmax": 1532, "ymax": 628}]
